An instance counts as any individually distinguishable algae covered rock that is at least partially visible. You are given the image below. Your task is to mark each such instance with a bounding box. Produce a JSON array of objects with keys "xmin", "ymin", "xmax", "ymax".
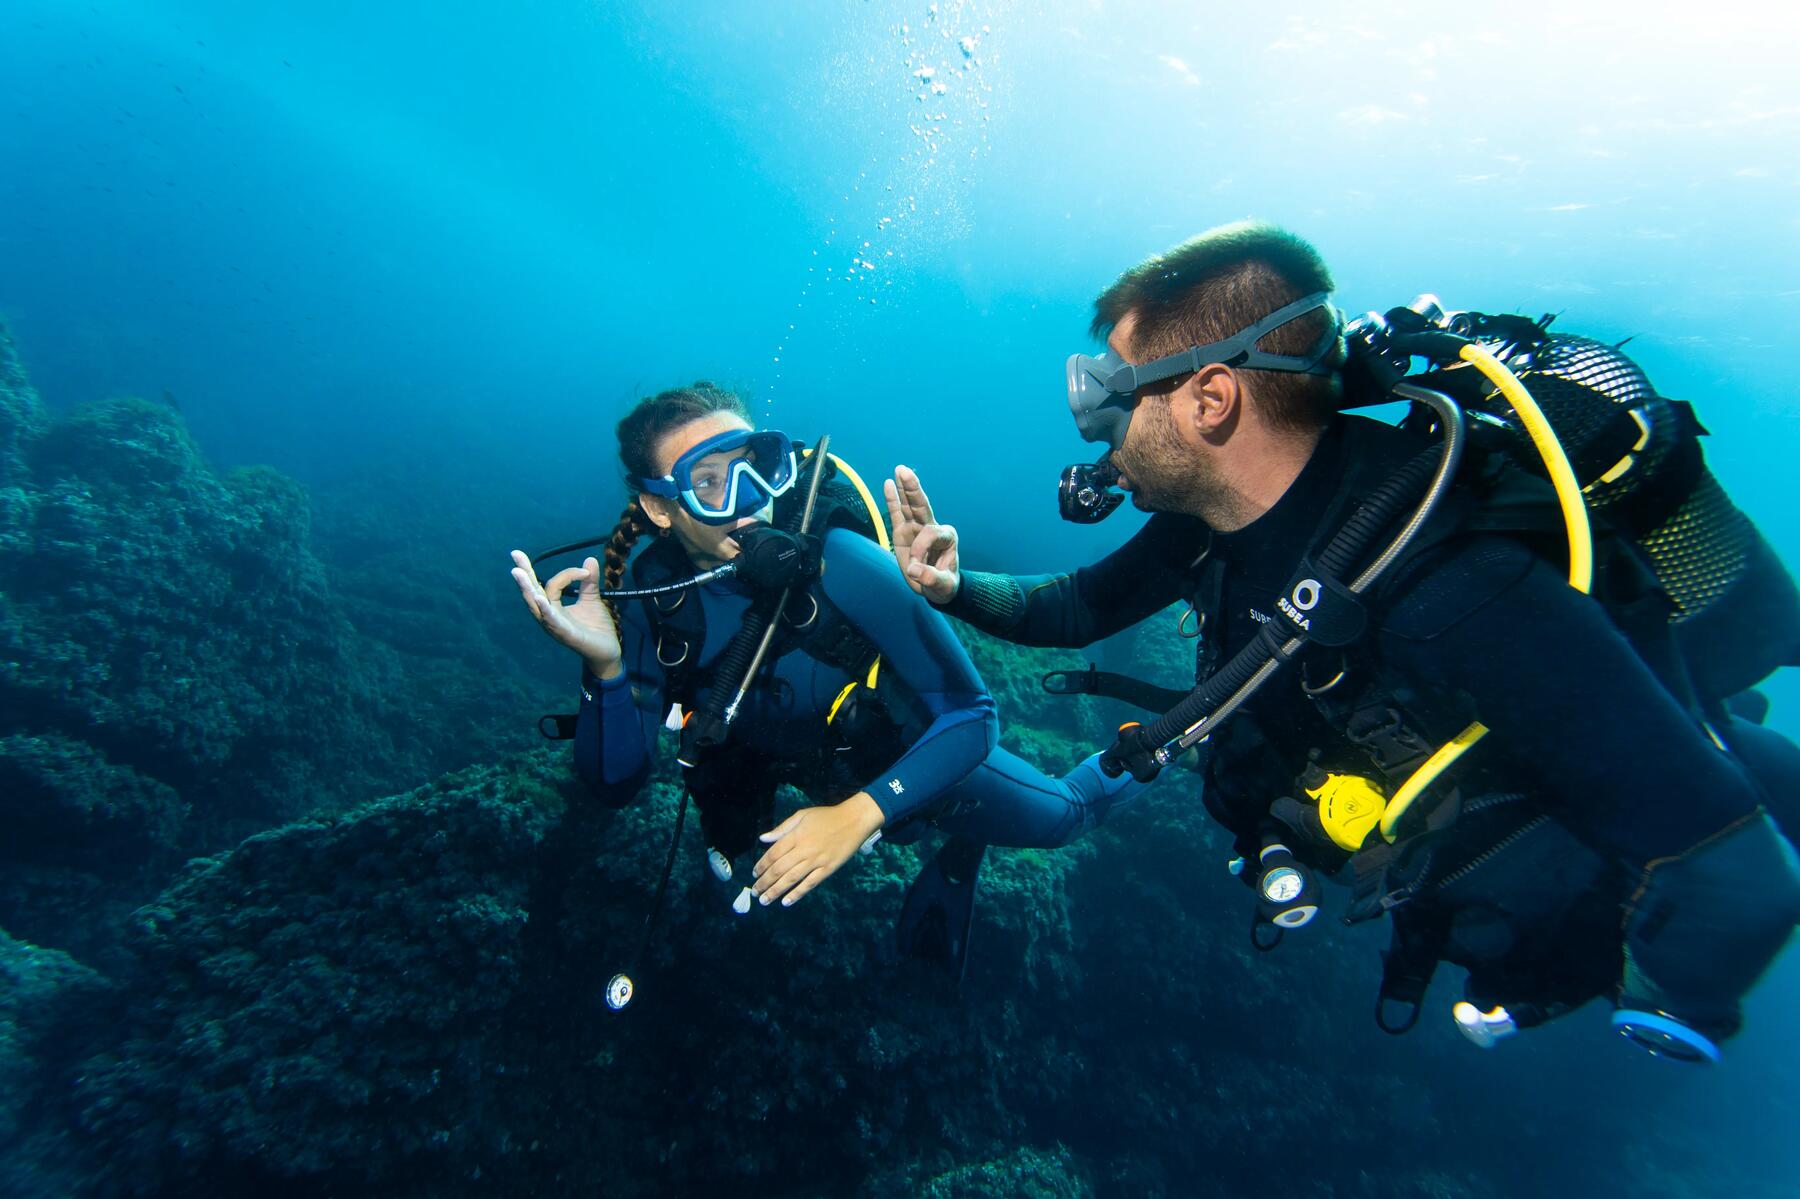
[
  {"xmin": 38, "ymin": 678, "xmax": 1502, "ymax": 1199},
  {"xmin": 0, "ymin": 928, "xmax": 116, "ymax": 1199},
  {"xmin": 5, "ymin": 389, "xmax": 357, "ymax": 798},
  {"xmin": 904, "ymin": 1143, "xmax": 1095, "ymax": 1198},
  {"xmin": 0, "ymin": 322, "xmax": 46, "ymax": 487},
  {"xmin": 0, "ymin": 332, "xmax": 540, "ymax": 954},
  {"xmin": 73, "ymin": 754, "xmax": 564, "ymax": 1190},
  {"xmin": 0, "ymin": 733, "xmax": 186, "ymax": 870},
  {"xmin": 60, "ymin": 729, "xmax": 1103, "ymax": 1196}
]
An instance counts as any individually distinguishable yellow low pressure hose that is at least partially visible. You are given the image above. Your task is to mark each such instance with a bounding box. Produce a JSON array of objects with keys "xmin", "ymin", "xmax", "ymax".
[
  {"xmin": 804, "ymin": 446, "xmax": 890, "ymax": 724},
  {"xmin": 797, "ymin": 447, "xmax": 892, "ymax": 550},
  {"xmin": 1457, "ymin": 342, "xmax": 1594, "ymax": 595},
  {"xmin": 1380, "ymin": 345, "xmax": 1594, "ymax": 842},
  {"xmin": 825, "ymin": 452, "xmax": 892, "ymax": 550}
]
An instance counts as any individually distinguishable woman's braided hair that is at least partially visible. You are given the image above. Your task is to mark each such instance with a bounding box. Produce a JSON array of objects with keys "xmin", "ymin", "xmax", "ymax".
[{"xmin": 601, "ymin": 382, "xmax": 750, "ymax": 621}]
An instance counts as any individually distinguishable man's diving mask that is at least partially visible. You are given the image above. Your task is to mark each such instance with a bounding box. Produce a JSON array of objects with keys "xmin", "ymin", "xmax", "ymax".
[
  {"xmin": 1065, "ymin": 291, "xmax": 1343, "ymax": 451},
  {"xmin": 1057, "ymin": 291, "xmax": 1344, "ymax": 522},
  {"xmin": 635, "ymin": 428, "xmax": 799, "ymax": 526}
]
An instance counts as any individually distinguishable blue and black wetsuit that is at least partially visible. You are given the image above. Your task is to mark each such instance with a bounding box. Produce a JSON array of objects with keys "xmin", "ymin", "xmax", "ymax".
[{"xmin": 574, "ymin": 527, "xmax": 1140, "ymax": 861}]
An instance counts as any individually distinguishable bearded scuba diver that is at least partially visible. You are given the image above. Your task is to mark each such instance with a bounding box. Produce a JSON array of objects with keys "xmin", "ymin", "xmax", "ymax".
[
  {"xmin": 509, "ymin": 384, "xmax": 1144, "ymax": 1008},
  {"xmin": 896, "ymin": 220, "xmax": 1800, "ymax": 1064}
]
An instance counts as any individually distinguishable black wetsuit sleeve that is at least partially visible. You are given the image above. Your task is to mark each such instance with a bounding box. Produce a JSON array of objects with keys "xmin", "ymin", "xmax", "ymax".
[
  {"xmin": 571, "ymin": 599, "xmax": 665, "ymax": 807},
  {"xmin": 941, "ymin": 513, "xmax": 1200, "ymax": 647},
  {"xmin": 1381, "ymin": 538, "xmax": 1763, "ymax": 865}
]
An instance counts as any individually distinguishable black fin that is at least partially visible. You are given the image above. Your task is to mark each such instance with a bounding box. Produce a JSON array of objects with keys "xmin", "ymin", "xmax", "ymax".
[{"xmin": 895, "ymin": 838, "xmax": 986, "ymax": 982}]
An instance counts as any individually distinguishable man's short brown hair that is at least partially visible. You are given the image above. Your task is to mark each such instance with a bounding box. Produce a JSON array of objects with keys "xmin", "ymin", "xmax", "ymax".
[{"xmin": 1092, "ymin": 220, "xmax": 1342, "ymax": 433}]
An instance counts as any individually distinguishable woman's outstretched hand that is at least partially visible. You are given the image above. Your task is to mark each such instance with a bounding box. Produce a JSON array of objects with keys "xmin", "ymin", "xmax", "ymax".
[
  {"xmin": 884, "ymin": 464, "xmax": 961, "ymax": 604},
  {"xmin": 509, "ymin": 550, "xmax": 623, "ymax": 679},
  {"xmin": 751, "ymin": 793, "xmax": 885, "ymax": 907}
]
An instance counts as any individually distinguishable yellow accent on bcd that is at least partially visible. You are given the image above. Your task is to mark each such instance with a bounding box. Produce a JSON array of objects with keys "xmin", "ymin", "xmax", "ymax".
[{"xmin": 1379, "ymin": 721, "xmax": 1491, "ymax": 843}]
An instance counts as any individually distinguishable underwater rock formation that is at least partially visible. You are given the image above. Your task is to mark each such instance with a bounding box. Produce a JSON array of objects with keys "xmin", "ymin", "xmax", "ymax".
[
  {"xmin": 72, "ymin": 759, "xmax": 561, "ymax": 1192},
  {"xmin": 0, "ymin": 327, "xmax": 540, "ymax": 957},
  {"xmin": 62, "ymin": 741, "xmax": 1100, "ymax": 1195},
  {"xmin": 46, "ymin": 724, "xmax": 1497, "ymax": 1199},
  {"xmin": 0, "ymin": 324, "xmax": 45, "ymax": 489},
  {"xmin": 0, "ymin": 929, "xmax": 115, "ymax": 1199}
]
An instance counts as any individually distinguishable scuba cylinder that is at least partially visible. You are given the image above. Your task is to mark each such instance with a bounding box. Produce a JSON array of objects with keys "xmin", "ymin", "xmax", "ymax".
[{"xmin": 1350, "ymin": 296, "xmax": 1800, "ymax": 705}]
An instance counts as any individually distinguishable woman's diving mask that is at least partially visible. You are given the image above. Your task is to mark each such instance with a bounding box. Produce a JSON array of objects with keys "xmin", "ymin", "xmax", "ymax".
[{"xmin": 635, "ymin": 427, "xmax": 799, "ymax": 526}]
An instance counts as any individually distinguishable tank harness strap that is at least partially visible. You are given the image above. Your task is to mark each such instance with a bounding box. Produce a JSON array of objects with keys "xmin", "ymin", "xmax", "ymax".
[
  {"xmin": 1040, "ymin": 664, "xmax": 1190, "ymax": 713},
  {"xmin": 1193, "ymin": 554, "xmax": 1228, "ymax": 681},
  {"xmin": 1345, "ymin": 841, "xmax": 1402, "ymax": 925},
  {"xmin": 1375, "ymin": 911, "xmax": 1447, "ymax": 1035},
  {"xmin": 1343, "ymin": 782, "xmax": 1466, "ymax": 925},
  {"xmin": 1570, "ymin": 404, "xmax": 1656, "ymax": 483},
  {"xmin": 1340, "ymin": 690, "xmax": 1437, "ymax": 777},
  {"xmin": 1593, "ymin": 398, "xmax": 1708, "ymax": 538},
  {"xmin": 1043, "ymin": 552, "xmax": 1224, "ymax": 713},
  {"xmin": 619, "ymin": 535, "xmax": 710, "ymax": 712},
  {"xmin": 801, "ymin": 597, "xmax": 880, "ymax": 676},
  {"xmin": 645, "ymin": 584, "xmax": 707, "ymax": 713}
]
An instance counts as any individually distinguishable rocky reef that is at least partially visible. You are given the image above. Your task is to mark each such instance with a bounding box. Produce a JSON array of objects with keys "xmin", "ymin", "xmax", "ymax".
[
  {"xmin": 0, "ymin": 930, "xmax": 114, "ymax": 1199},
  {"xmin": 53, "ymin": 741, "xmax": 1470, "ymax": 1199},
  {"xmin": 0, "ymin": 324, "xmax": 546, "ymax": 960}
]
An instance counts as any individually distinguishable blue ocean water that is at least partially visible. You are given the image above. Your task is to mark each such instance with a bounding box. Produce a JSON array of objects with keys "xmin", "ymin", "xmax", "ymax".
[{"xmin": 3, "ymin": 1, "xmax": 1798, "ymax": 1194}]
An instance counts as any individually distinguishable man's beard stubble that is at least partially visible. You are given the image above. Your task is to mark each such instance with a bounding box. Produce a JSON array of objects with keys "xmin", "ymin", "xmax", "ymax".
[{"xmin": 1124, "ymin": 397, "xmax": 1230, "ymax": 520}]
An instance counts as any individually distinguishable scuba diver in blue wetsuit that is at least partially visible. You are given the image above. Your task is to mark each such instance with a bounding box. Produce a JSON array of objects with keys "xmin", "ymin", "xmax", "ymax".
[
  {"xmin": 887, "ymin": 220, "xmax": 1800, "ymax": 1064},
  {"xmin": 509, "ymin": 383, "xmax": 1140, "ymax": 988}
]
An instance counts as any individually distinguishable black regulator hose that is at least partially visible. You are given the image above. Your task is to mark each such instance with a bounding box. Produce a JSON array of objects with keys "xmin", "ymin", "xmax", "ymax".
[
  {"xmin": 1103, "ymin": 386, "xmax": 1466, "ymax": 782},
  {"xmin": 678, "ymin": 437, "xmax": 832, "ymax": 762},
  {"xmin": 1108, "ymin": 450, "xmax": 1440, "ymax": 766}
]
